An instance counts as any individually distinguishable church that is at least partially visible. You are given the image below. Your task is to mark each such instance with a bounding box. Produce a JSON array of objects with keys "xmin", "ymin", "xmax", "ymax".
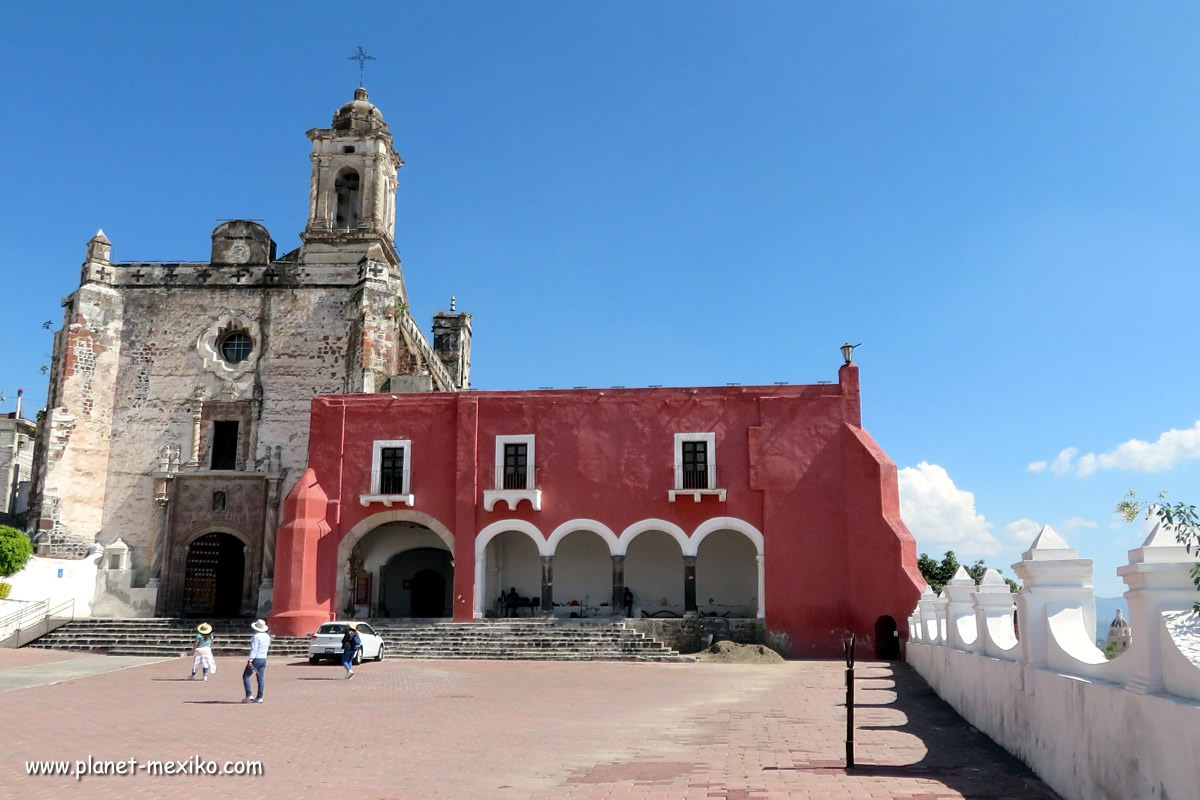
[
  {"xmin": 30, "ymin": 86, "xmax": 922, "ymax": 657},
  {"xmin": 30, "ymin": 87, "xmax": 471, "ymax": 618}
]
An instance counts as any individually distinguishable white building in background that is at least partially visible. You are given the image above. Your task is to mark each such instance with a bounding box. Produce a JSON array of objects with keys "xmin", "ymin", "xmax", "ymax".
[{"xmin": 0, "ymin": 401, "xmax": 36, "ymax": 525}]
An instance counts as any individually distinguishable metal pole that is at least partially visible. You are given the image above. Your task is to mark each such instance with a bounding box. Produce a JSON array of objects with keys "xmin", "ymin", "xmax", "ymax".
[{"xmin": 845, "ymin": 633, "xmax": 855, "ymax": 769}]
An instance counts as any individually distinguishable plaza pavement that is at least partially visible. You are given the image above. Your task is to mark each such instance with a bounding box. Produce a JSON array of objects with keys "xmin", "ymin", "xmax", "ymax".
[{"xmin": 0, "ymin": 653, "xmax": 1059, "ymax": 800}]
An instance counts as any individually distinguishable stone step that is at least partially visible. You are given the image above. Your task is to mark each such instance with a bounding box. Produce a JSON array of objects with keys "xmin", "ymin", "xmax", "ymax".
[{"xmin": 25, "ymin": 618, "xmax": 687, "ymax": 661}]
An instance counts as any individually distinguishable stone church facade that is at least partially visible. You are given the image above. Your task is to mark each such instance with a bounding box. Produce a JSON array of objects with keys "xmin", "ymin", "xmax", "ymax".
[{"xmin": 29, "ymin": 87, "xmax": 471, "ymax": 617}]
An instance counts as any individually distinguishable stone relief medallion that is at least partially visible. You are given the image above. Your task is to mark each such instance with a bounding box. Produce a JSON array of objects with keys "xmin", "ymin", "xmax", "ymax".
[
  {"xmin": 228, "ymin": 242, "xmax": 251, "ymax": 264},
  {"xmin": 196, "ymin": 310, "xmax": 262, "ymax": 382}
]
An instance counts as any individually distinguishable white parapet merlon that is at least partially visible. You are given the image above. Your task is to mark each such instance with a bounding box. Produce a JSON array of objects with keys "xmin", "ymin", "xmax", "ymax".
[
  {"xmin": 944, "ymin": 566, "xmax": 978, "ymax": 652},
  {"xmin": 973, "ymin": 568, "xmax": 1018, "ymax": 658},
  {"xmin": 907, "ymin": 519, "xmax": 1200, "ymax": 800},
  {"xmin": 1011, "ymin": 524, "xmax": 1097, "ymax": 669},
  {"xmin": 917, "ymin": 585, "xmax": 938, "ymax": 643},
  {"xmin": 933, "ymin": 589, "xmax": 949, "ymax": 644},
  {"xmin": 1117, "ymin": 522, "xmax": 1199, "ymax": 695}
]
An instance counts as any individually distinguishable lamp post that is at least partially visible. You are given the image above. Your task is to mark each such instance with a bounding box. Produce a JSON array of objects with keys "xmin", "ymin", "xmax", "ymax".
[
  {"xmin": 840, "ymin": 343, "xmax": 861, "ymax": 365},
  {"xmin": 843, "ymin": 632, "xmax": 856, "ymax": 769}
]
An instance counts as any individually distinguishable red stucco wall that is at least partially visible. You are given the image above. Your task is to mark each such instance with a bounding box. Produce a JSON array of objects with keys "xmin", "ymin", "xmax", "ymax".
[{"xmin": 269, "ymin": 364, "xmax": 922, "ymax": 657}]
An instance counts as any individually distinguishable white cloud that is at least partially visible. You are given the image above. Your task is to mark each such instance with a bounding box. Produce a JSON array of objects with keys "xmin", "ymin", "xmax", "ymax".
[
  {"xmin": 1003, "ymin": 518, "xmax": 1042, "ymax": 548},
  {"xmin": 1063, "ymin": 516, "xmax": 1098, "ymax": 530},
  {"xmin": 898, "ymin": 462, "xmax": 1002, "ymax": 556},
  {"xmin": 1027, "ymin": 460, "xmax": 1047, "ymax": 473},
  {"xmin": 1051, "ymin": 447, "xmax": 1077, "ymax": 476},
  {"xmin": 1075, "ymin": 421, "xmax": 1200, "ymax": 477}
]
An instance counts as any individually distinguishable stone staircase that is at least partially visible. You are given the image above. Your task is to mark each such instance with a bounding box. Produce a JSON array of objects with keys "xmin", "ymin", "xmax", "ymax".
[{"xmin": 25, "ymin": 618, "xmax": 692, "ymax": 662}]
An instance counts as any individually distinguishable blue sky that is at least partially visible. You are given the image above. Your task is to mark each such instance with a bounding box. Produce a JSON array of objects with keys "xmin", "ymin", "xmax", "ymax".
[{"xmin": 3, "ymin": 3, "xmax": 1198, "ymax": 597}]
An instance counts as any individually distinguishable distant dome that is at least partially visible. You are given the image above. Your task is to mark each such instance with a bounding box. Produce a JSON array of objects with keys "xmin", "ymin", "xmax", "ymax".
[
  {"xmin": 1109, "ymin": 608, "xmax": 1130, "ymax": 630},
  {"xmin": 332, "ymin": 87, "xmax": 388, "ymax": 132}
]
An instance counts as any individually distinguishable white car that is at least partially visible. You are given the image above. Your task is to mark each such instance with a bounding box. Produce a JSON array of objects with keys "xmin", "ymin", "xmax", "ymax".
[{"xmin": 307, "ymin": 622, "xmax": 384, "ymax": 664}]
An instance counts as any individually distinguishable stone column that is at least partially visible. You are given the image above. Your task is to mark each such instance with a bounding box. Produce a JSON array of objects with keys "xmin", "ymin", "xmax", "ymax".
[
  {"xmin": 188, "ymin": 390, "xmax": 204, "ymax": 468},
  {"xmin": 540, "ymin": 556, "xmax": 554, "ymax": 616},
  {"xmin": 683, "ymin": 556, "xmax": 698, "ymax": 616},
  {"xmin": 610, "ymin": 555, "xmax": 626, "ymax": 618}
]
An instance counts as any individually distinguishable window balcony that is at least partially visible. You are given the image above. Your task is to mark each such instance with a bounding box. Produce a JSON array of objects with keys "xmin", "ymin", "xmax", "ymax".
[
  {"xmin": 668, "ymin": 464, "xmax": 726, "ymax": 503},
  {"xmin": 482, "ymin": 466, "xmax": 542, "ymax": 512},
  {"xmin": 359, "ymin": 466, "xmax": 414, "ymax": 508}
]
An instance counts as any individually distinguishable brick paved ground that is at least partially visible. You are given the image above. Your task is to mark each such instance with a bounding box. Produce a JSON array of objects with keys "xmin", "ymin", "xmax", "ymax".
[{"xmin": 0, "ymin": 655, "xmax": 1059, "ymax": 800}]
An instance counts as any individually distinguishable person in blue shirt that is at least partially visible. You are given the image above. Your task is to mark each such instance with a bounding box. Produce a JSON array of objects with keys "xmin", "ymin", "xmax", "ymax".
[
  {"xmin": 341, "ymin": 622, "xmax": 361, "ymax": 679},
  {"xmin": 242, "ymin": 619, "xmax": 271, "ymax": 703}
]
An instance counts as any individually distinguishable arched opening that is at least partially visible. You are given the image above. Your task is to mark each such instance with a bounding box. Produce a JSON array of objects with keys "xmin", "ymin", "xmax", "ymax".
[
  {"xmin": 875, "ymin": 615, "xmax": 900, "ymax": 659},
  {"xmin": 695, "ymin": 529, "xmax": 758, "ymax": 617},
  {"xmin": 351, "ymin": 521, "xmax": 452, "ymax": 618},
  {"xmin": 334, "ymin": 169, "xmax": 361, "ymax": 229},
  {"xmin": 183, "ymin": 532, "xmax": 245, "ymax": 617},
  {"xmin": 483, "ymin": 530, "xmax": 542, "ymax": 617},
  {"xmin": 624, "ymin": 530, "xmax": 684, "ymax": 617},
  {"xmin": 382, "ymin": 548, "xmax": 452, "ymax": 618},
  {"xmin": 552, "ymin": 531, "xmax": 611, "ymax": 618}
]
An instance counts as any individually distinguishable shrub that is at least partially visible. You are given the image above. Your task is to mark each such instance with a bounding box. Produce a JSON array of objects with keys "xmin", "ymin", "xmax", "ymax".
[
  {"xmin": 0, "ymin": 583, "xmax": 9, "ymax": 600},
  {"xmin": 0, "ymin": 525, "xmax": 34, "ymax": 579}
]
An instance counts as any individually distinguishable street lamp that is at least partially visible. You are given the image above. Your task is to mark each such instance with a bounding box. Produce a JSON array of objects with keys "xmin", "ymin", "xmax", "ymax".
[{"xmin": 840, "ymin": 342, "xmax": 861, "ymax": 364}]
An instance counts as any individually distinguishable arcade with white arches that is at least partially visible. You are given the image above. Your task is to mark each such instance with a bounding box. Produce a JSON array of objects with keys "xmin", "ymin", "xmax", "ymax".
[{"xmin": 473, "ymin": 516, "xmax": 764, "ymax": 621}]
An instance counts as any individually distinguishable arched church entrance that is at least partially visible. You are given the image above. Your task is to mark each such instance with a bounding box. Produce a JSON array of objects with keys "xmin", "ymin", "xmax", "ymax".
[
  {"xmin": 624, "ymin": 530, "xmax": 685, "ymax": 617},
  {"xmin": 182, "ymin": 532, "xmax": 245, "ymax": 617},
  {"xmin": 349, "ymin": 521, "xmax": 453, "ymax": 618}
]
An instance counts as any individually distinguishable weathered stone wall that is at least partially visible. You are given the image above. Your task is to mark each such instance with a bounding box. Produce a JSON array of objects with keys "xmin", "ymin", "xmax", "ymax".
[
  {"xmin": 625, "ymin": 618, "xmax": 765, "ymax": 654},
  {"xmin": 34, "ymin": 282, "xmax": 125, "ymax": 557}
]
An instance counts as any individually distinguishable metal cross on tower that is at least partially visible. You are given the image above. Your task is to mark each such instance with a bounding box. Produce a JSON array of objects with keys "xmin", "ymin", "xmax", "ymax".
[{"xmin": 349, "ymin": 46, "xmax": 375, "ymax": 86}]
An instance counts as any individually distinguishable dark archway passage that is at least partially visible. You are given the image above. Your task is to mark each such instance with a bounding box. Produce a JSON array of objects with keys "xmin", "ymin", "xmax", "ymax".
[
  {"xmin": 380, "ymin": 547, "xmax": 452, "ymax": 617},
  {"xmin": 875, "ymin": 615, "xmax": 900, "ymax": 659},
  {"xmin": 410, "ymin": 569, "xmax": 447, "ymax": 617},
  {"xmin": 182, "ymin": 532, "xmax": 245, "ymax": 617}
]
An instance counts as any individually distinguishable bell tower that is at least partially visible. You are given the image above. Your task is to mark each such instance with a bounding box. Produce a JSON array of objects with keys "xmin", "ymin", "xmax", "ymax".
[{"xmin": 303, "ymin": 87, "xmax": 404, "ymax": 242}]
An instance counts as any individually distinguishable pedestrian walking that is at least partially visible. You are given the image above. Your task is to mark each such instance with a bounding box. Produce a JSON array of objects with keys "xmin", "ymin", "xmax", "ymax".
[
  {"xmin": 242, "ymin": 619, "xmax": 270, "ymax": 703},
  {"xmin": 190, "ymin": 622, "xmax": 216, "ymax": 681},
  {"xmin": 341, "ymin": 622, "xmax": 361, "ymax": 679}
]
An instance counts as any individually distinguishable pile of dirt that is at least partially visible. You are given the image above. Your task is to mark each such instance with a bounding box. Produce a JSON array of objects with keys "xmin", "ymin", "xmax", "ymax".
[{"xmin": 694, "ymin": 640, "xmax": 784, "ymax": 663}]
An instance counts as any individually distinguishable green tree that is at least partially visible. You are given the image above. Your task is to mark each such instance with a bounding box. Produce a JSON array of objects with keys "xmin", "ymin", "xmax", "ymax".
[
  {"xmin": 0, "ymin": 525, "xmax": 33, "ymax": 599},
  {"xmin": 917, "ymin": 550, "xmax": 1019, "ymax": 594},
  {"xmin": 1117, "ymin": 491, "xmax": 1200, "ymax": 612}
]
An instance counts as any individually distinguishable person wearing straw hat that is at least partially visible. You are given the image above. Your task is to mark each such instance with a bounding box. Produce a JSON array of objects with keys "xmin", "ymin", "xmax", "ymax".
[
  {"xmin": 242, "ymin": 619, "xmax": 271, "ymax": 703},
  {"xmin": 190, "ymin": 622, "xmax": 216, "ymax": 681},
  {"xmin": 340, "ymin": 622, "xmax": 361, "ymax": 679}
]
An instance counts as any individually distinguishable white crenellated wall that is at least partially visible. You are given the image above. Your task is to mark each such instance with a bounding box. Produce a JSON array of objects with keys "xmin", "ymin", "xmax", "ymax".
[{"xmin": 907, "ymin": 523, "xmax": 1200, "ymax": 800}]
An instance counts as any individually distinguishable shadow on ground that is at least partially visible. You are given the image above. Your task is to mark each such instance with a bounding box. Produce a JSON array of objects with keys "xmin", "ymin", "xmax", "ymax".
[{"xmin": 789, "ymin": 661, "xmax": 1062, "ymax": 800}]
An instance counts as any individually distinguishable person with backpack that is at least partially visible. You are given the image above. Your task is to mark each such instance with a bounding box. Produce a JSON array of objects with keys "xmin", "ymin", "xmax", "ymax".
[{"xmin": 340, "ymin": 622, "xmax": 361, "ymax": 679}]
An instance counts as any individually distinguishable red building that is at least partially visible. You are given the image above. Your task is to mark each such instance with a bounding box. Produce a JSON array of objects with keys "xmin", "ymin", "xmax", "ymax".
[{"xmin": 269, "ymin": 361, "xmax": 923, "ymax": 657}]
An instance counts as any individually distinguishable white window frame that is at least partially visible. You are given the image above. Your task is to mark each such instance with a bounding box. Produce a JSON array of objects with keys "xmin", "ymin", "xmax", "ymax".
[
  {"xmin": 670, "ymin": 432, "xmax": 725, "ymax": 503},
  {"xmin": 483, "ymin": 434, "xmax": 542, "ymax": 511},
  {"xmin": 359, "ymin": 438, "xmax": 414, "ymax": 507}
]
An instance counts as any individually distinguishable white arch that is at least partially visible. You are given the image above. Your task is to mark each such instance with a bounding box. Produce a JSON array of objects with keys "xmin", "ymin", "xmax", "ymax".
[
  {"xmin": 615, "ymin": 519, "xmax": 689, "ymax": 557},
  {"xmin": 689, "ymin": 517, "xmax": 764, "ymax": 557},
  {"xmin": 546, "ymin": 519, "xmax": 619, "ymax": 556},
  {"xmin": 337, "ymin": 509, "xmax": 456, "ymax": 614},
  {"xmin": 473, "ymin": 519, "xmax": 547, "ymax": 618}
]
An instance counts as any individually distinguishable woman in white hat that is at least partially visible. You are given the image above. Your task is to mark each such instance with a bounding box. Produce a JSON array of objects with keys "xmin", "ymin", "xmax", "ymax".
[
  {"xmin": 242, "ymin": 619, "xmax": 271, "ymax": 703},
  {"xmin": 190, "ymin": 622, "xmax": 216, "ymax": 681}
]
